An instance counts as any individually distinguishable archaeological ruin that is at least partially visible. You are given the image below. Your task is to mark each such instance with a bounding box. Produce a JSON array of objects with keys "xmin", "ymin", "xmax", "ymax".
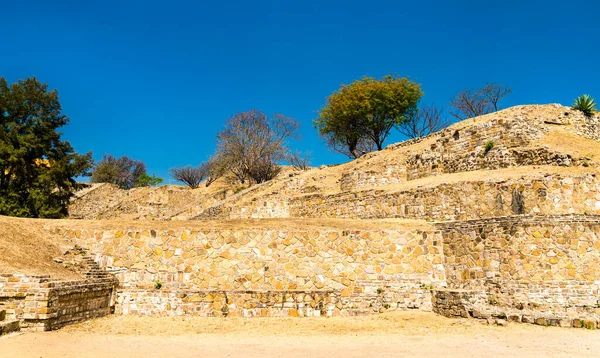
[{"xmin": 2, "ymin": 104, "xmax": 600, "ymax": 334}]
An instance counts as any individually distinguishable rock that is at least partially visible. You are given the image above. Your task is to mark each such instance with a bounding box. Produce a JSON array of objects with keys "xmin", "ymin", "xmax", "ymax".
[{"xmin": 495, "ymin": 319, "xmax": 507, "ymax": 326}]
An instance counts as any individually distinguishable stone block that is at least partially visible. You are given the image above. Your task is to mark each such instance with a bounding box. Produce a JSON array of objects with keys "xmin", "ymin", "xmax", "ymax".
[
  {"xmin": 583, "ymin": 320, "xmax": 597, "ymax": 330},
  {"xmin": 507, "ymin": 315, "xmax": 521, "ymax": 322},
  {"xmin": 495, "ymin": 319, "xmax": 507, "ymax": 326},
  {"xmin": 0, "ymin": 320, "xmax": 20, "ymax": 336}
]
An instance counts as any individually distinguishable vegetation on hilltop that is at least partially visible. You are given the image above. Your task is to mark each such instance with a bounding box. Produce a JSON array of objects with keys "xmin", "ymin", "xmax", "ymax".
[
  {"xmin": 91, "ymin": 154, "xmax": 162, "ymax": 189},
  {"xmin": 315, "ymin": 74, "xmax": 423, "ymax": 158},
  {"xmin": 172, "ymin": 110, "xmax": 301, "ymax": 187},
  {"xmin": 572, "ymin": 94, "xmax": 597, "ymax": 117},
  {"xmin": 170, "ymin": 164, "xmax": 210, "ymax": 189},
  {"xmin": 449, "ymin": 83, "xmax": 511, "ymax": 120}
]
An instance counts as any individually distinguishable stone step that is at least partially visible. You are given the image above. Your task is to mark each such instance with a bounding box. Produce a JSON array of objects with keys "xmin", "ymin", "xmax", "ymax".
[{"xmin": 0, "ymin": 320, "xmax": 20, "ymax": 336}]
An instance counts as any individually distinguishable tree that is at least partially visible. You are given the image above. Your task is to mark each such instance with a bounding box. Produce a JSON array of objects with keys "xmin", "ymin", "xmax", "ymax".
[
  {"xmin": 0, "ymin": 77, "xmax": 93, "ymax": 218},
  {"xmin": 289, "ymin": 150, "xmax": 312, "ymax": 170},
  {"xmin": 398, "ymin": 104, "xmax": 450, "ymax": 139},
  {"xmin": 449, "ymin": 83, "xmax": 511, "ymax": 120},
  {"xmin": 170, "ymin": 164, "xmax": 209, "ymax": 189},
  {"xmin": 136, "ymin": 173, "xmax": 163, "ymax": 187},
  {"xmin": 90, "ymin": 154, "xmax": 146, "ymax": 189},
  {"xmin": 315, "ymin": 74, "xmax": 423, "ymax": 157},
  {"xmin": 204, "ymin": 154, "xmax": 228, "ymax": 187},
  {"xmin": 215, "ymin": 110, "xmax": 299, "ymax": 184}
]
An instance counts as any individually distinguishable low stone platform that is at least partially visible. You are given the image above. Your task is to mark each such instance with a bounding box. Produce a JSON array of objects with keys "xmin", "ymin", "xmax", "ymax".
[
  {"xmin": 432, "ymin": 289, "xmax": 600, "ymax": 329},
  {"xmin": 0, "ymin": 307, "xmax": 20, "ymax": 336}
]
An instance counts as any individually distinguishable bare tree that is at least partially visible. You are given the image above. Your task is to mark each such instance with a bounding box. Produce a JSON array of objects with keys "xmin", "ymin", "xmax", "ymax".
[
  {"xmin": 215, "ymin": 110, "xmax": 300, "ymax": 184},
  {"xmin": 398, "ymin": 104, "xmax": 450, "ymax": 139},
  {"xmin": 450, "ymin": 83, "xmax": 511, "ymax": 120},
  {"xmin": 170, "ymin": 164, "xmax": 209, "ymax": 189},
  {"xmin": 289, "ymin": 150, "xmax": 312, "ymax": 170},
  {"xmin": 204, "ymin": 154, "xmax": 228, "ymax": 187}
]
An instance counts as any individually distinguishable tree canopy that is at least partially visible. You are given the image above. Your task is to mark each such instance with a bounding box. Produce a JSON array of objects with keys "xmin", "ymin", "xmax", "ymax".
[
  {"xmin": 0, "ymin": 77, "xmax": 93, "ymax": 218},
  {"xmin": 170, "ymin": 164, "xmax": 209, "ymax": 189},
  {"xmin": 90, "ymin": 154, "xmax": 147, "ymax": 189},
  {"xmin": 315, "ymin": 75, "xmax": 422, "ymax": 157},
  {"xmin": 214, "ymin": 110, "xmax": 299, "ymax": 184},
  {"xmin": 449, "ymin": 83, "xmax": 511, "ymax": 120}
]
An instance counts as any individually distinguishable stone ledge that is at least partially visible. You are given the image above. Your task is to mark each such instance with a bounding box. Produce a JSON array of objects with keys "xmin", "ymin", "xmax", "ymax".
[{"xmin": 0, "ymin": 319, "xmax": 20, "ymax": 336}]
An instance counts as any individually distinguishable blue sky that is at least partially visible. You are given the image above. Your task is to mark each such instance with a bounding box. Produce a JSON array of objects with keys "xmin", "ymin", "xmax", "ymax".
[{"xmin": 3, "ymin": 1, "xmax": 600, "ymax": 182}]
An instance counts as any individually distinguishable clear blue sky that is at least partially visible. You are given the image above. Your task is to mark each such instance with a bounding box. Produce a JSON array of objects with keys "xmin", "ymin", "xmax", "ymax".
[{"xmin": 3, "ymin": 1, "xmax": 600, "ymax": 182}]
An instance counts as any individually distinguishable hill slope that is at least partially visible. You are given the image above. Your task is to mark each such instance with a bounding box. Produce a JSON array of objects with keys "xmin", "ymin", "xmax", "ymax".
[{"xmin": 69, "ymin": 104, "xmax": 600, "ymax": 221}]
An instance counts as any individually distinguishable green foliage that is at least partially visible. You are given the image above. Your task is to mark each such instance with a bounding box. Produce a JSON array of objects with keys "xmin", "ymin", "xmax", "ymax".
[
  {"xmin": 572, "ymin": 94, "xmax": 597, "ymax": 117},
  {"xmin": 154, "ymin": 280, "xmax": 162, "ymax": 290},
  {"xmin": 91, "ymin": 154, "xmax": 146, "ymax": 189},
  {"xmin": 315, "ymin": 74, "xmax": 423, "ymax": 158},
  {"xmin": 136, "ymin": 173, "xmax": 163, "ymax": 187},
  {"xmin": 484, "ymin": 141, "xmax": 495, "ymax": 154},
  {"xmin": 0, "ymin": 77, "xmax": 93, "ymax": 218}
]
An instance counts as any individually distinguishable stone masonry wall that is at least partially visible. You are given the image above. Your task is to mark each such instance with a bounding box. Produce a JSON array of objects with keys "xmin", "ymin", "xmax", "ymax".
[
  {"xmin": 340, "ymin": 113, "xmax": 550, "ymax": 191},
  {"xmin": 291, "ymin": 174, "xmax": 600, "ymax": 221},
  {"xmin": 432, "ymin": 289, "xmax": 600, "ymax": 329},
  {"xmin": 51, "ymin": 226, "xmax": 444, "ymax": 316},
  {"xmin": 437, "ymin": 215, "xmax": 600, "ymax": 312},
  {"xmin": 0, "ymin": 274, "xmax": 117, "ymax": 331}
]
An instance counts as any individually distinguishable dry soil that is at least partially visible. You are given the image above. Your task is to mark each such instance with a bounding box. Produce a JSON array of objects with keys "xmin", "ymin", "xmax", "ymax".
[{"xmin": 1, "ymin": 311, "xmax": 599, "ymax": 357}]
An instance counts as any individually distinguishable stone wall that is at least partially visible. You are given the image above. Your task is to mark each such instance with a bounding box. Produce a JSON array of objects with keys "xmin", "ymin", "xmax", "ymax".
[
  {"xmin": 117, "ymin": 290, "xmax": 338, "ymax": 317},
  {"xmin": 34, "ymin": 214, "xmax": 600, "ymax": 323},
  {"xmin": 437, "ymin": 215, "xmax": 600, "ymax": 311},
  {"xmin": 51, "ymin": 226, "xmax": 445, "ymax": 316},
  {"xmin": 0, "ymin": 274, "xmax": 117, "ymax": 331},
  {"xmin": 116, "ymin": 283, "xmax": 433, "ymax": 317},
  {"xmin": 432, "ymin": 289, "xmax": 600, "ymax": 329},
  {"xmin": 339, "ymin": 113, "xmax": 551, "ymax": 191},
  {"xmin": 291, "ymin": 174, "xmax": 600, "ymax": 221}
]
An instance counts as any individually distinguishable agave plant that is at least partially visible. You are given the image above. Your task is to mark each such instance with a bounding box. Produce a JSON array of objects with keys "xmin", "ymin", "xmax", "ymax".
[{"xmin": 572, "ymin": 94, "xmax": 598, "ymax": 117}]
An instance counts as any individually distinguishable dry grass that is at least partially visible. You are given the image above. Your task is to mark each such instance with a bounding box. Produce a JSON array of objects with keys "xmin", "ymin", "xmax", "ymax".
[
  {"xmin": 0, "ymin": 216, "xmax": 82, "ymax": 279},
  {"xmin": 541, "ymin": 128, "xmax": 600, "ymax": 160},
  {"xmin": 42, "ymin": 216, "xmax": 433, "ymax": 232}
]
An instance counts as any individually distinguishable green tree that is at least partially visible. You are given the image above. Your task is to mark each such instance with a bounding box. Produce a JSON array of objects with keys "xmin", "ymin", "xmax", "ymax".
[
  {"xmin": 136, "ymin": 173, "xmax": 163, "ymax": 187},
  {"xmin": 0, "ymin": 77, "xmax": 93, "ymax": 218},
  {"xmin": 315, "ymin": 74, "xmax": 423, "ymax": 157}
]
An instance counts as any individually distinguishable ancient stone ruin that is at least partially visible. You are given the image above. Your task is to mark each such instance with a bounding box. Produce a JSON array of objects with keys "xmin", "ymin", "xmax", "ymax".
[{"xmin": 2, "ymin": 104, "xmax": 600, "ymax": 333}]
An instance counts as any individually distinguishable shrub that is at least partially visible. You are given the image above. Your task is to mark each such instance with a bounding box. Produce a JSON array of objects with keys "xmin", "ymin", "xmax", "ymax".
[
  {"xmin": 572, "ymin": 94, "xmax": 597, "ymax": 117},
  {"xmin": 170, "ymin": 164, "xmax": 209, "ymax": 189},
  {"xmin": 484, "ymin": 141, "xmax": 495, "ymax": 154},
  {"xmin": 136, "ymin": 173, "xmax": 163, "ymax": 187}
]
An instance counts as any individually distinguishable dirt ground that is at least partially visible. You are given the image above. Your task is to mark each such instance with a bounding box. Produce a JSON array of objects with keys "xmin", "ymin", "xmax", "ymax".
[{"xmin": 2, "ymin": 312, "xmax": 599, "ymax": 357}]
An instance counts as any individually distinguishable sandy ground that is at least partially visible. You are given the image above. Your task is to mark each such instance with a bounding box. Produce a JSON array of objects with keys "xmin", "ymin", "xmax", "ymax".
[{"xmin": 2, "ymin": 312, "xmax": 599, "ymax": 357}]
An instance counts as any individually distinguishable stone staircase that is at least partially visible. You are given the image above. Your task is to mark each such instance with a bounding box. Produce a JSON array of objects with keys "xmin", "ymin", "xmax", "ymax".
[
  {"xmin": 0, "ymin": 304, "xmax": 20, "ymax": 336},
  {"xmin": 82, "ymin": 256, "xmax": 111, "ymax": 279}
]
